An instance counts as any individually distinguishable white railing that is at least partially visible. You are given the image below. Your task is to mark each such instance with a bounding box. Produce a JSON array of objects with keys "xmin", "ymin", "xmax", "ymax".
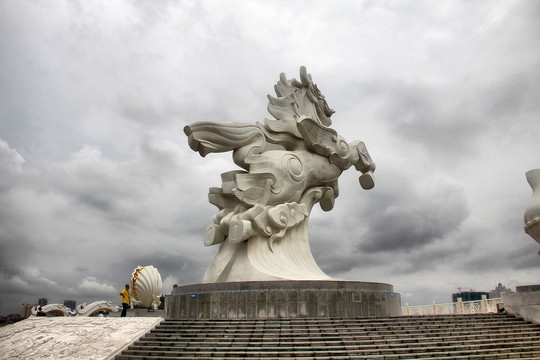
[{"xmin": 401, "ymin": 296, "xmax": 503, "ymax": 316}]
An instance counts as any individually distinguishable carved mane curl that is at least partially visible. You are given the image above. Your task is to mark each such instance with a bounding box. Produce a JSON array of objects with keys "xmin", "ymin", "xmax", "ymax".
[{"xmin": 266, "ymin": 66, "xmax": 335, "ymax": 127}]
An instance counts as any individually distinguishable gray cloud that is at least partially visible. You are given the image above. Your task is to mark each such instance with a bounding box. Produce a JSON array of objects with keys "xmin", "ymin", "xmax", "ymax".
[
  {"xmin": 382, "ymin": 83, "xmax": 484, "ymax": 160},
  {"xmin": 359, "ymin": 183, "xmax": 469, "ymax": 253},
  {"xmin": 1, "ymin": 0, "xmax": 540, "ymax": 315}
]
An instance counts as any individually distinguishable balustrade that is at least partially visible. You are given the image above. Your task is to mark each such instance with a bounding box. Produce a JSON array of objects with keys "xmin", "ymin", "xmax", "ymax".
[{"xmin": 401, "ymin": 295, "xmax": 503, "ymax": 315}]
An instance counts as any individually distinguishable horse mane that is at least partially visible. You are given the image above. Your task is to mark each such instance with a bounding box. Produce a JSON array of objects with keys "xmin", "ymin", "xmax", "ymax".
[{"xmin": 266, "ymin": 66, "xmax": 335, "ymax": 127}]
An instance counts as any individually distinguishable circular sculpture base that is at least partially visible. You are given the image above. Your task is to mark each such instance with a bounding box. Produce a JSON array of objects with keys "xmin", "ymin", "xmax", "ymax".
[{"xmin": 166, "ymin": 280, "xmax": 401, "ymax": 319}]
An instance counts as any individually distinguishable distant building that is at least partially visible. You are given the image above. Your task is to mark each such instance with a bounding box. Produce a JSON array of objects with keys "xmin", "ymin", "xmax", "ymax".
[
  {"xmin": 452, "ymin": 291, "xmax": 489, "ymax": 302},
  {"xmin": 489, "ymin": 283, "xmax": 512, "ymax": 298},
  {"xmin": 64, "ymin": 300, "xmax": 76, "ymax": 310},
  {"xmin": 21, "ymin": 304, "xmax": 33, "ymax": 318},
  {"xmin": 38, "ymin": 298, "xmax": 48, "ymax": 307}
]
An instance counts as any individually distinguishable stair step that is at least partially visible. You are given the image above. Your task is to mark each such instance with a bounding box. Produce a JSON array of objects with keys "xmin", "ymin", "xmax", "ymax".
[
  {"xmin": 141, "ymin": 335, "xmax": 540, "ymax": 344},
  {"xmin": 119, "ymin": 346, "xmax": 540, "ymax": 358},
  {"xmin": 131, "ymin": 338, "xmax": 540, "ymax": 350},
  {"xmin": 115, "ymin": 314, "xmax": 540, "ymax": 359},
  {"xmin": 139, "ymin": 330, "xmax": 540, "ymax": 340}
]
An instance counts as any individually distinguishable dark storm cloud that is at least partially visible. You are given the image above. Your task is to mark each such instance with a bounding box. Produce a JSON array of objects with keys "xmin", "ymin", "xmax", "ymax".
[
  {"xmin": 314, "ymin": 246, "xmax": 385, "ymax": 275},
  {"xmin": 462, "ymin": 241, "xmax": 540, "ymax": 272},
  {"xmin": 0, "ymin": 134, "xmax": 215, "ymax": 312},
  {"xmin": 394, "ymin": 240, "xmax": 473, "ymax": 275},
  {"xmin": 0, "ymin": 246, "xmax": 29, "ymax": 280},
  {"xmin": 126, "ymin": 253, "xmax": 189, "ymax": 275},
  {"xmin": 308, "ymin": 175, "xmax": 470, "ymax": 276},
  {"xmin": 1, "ymin": 1, "xmax": 540, "ymax": 315},
  {"xmin": 321, "ymin": 257, "xmax": 370, "ymax": 275},
  {"xmin": 343, "ymin": 167, "xmax": 470, "ymax": 253},
  {"xmin": 486, "ymin": 72, "xmax": 540, "ymax": 119},
  {"xmin": 381, "ymin": 82, "xmax": 483, "ymax": 159},
  {"xmin": 512, "ymin": 249, "xmax": 540, "ymax": 270},
  {"xmin": 359, "ymin": 193, "xmax": 469, "ymax": 253}
]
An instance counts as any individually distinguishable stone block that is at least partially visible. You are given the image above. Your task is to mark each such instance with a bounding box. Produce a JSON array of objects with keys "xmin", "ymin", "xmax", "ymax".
[
  {"xmin": 257, "ymin": 304, "xmax": 266, "ymax": 318},
  {"xmin": 277, "ymin": 292, "xmax": 288, "ymax": 318},
  {"xmin": 318, "ymin": 303, "xmax": 328, "ymax": 317},
  {"xmin": 317, "ymin": 290, "xmax": 328, "ymax": 302},
  {"xmin": 327, "ymin": 291, "xmax": 338, "ymax": 317},
  {"xmin": 298, "ymin": 301, "xmax": 308, "ymax": 317},
  {"xmin": 246, "ymin": 302, "xmax": 256, "ymax": 319},
  {"xmin": 179, "ymin": 296, "xmax": 187, "ymax": 318},
  {"xmin": 219, "ymin": 298, "xmax": 227, "ymax": 319},
  {"xmin": 288, "ymin": 290, "xmax": 298, "ymax": 302},
  {"xmin": 287, "ymin": 300, "xmax": 297, "ymax": 318},
  {"xmin": 307, "ymin": 302, "xmax": 318, "ymax": 317},
  {"xmin": 187, "ymin": 297, "xmax": 198, "ymax": 318}
]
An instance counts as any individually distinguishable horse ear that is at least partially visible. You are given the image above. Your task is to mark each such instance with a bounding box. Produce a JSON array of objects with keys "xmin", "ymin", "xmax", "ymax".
[
  {"xmin": 299, "ymin": 66, "xmax": 311, "ymax": 86},
  {"xmin": 279, "ymin": 72, "xmax": 288, "ymax": 85}
]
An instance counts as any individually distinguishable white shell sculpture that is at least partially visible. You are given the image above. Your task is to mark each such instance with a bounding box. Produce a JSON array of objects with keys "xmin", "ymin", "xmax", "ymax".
[{"xmin": 131, "ymin": 265, "xmax": 162, "ymax": 309}]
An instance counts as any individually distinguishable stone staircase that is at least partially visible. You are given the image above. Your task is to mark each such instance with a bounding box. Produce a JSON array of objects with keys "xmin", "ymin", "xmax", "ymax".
[{"xmin": 116, "ymin": 313, "xmax": 540, "ymax": 359}]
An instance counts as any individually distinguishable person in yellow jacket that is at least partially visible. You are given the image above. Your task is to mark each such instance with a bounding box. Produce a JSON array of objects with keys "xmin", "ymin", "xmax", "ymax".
[{"xmin": 120, "ymin": 284, "xmax": 131, "ymax": 317}]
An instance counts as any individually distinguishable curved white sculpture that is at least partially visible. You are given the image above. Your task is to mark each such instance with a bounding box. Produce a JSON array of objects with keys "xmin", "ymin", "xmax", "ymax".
[
  {"xmin": 524, "ymin": 169, "xmax": 540, "ymax": 255},
  {"xmin": 30, "ymin": 301, "xmax": 120, "ymax": 317},
  {"xmin": 131, "ymin": 265, "xmax": 162, "ymax": 309},
  {"xmin": 185, "ymin": 67, "xmax": 375, "ymax": 282},
  {"xmin": 75, "ymin": 300, "xmax": 121, "ymax": 316},
  {"xmin": 31, "ymin": 304, "xmax": 73, "ymax": 317}
]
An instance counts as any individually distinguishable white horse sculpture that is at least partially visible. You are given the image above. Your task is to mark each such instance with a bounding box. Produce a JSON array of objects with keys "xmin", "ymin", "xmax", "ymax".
[{"xmin": 185, "ymin": 67, "xmax": 375, "ymax": 283}]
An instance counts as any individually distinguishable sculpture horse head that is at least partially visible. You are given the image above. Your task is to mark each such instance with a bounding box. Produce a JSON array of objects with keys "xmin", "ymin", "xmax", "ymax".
[{"xmin": 267, "ymin": 66, "xmax": 335, "ymax": 127}]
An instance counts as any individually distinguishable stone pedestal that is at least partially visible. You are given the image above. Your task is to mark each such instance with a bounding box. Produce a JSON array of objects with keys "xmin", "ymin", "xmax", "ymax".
[{"xmin": 166, "ymin": 280, "xmax": 401, "ymax": 319}]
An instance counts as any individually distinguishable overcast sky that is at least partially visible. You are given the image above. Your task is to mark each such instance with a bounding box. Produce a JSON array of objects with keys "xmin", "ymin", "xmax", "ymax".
[{"xmin": 1, "ymin": 0, "xmax": 539, "ymax": 316}]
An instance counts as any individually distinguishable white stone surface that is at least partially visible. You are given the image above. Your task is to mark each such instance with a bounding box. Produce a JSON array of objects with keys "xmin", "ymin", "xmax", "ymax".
[
  {"xmin": 0, "ymin": 317, "xmax": 162, "ymax": 360},
  {"xmin": 504, "ymin": 291, "xmax": 540, "ymax": 324},
  {"xmin": 185, "ymin": 66, "xmax": 376, "ymax": 283}
]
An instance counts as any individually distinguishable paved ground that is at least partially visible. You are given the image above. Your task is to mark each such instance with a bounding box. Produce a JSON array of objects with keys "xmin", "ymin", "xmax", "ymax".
[{"xmin": 0, "ymin": 317, "xmax": 163, "ymax": 360}]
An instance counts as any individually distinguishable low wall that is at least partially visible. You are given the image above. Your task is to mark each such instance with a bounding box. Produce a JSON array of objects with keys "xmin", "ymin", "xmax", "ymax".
[
  {"xmin": 503, "ymin": 285, "xmax": 540, "ymax": 324},
  {"xmin": 166, "ymin": 280, "xmax": 401, "ymax": 319}
]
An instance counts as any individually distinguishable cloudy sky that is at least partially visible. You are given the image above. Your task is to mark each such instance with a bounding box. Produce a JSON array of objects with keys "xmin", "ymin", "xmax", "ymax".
[{"xmin": 1, "ymin": 0, "xmax": 539, "ymax": 315}]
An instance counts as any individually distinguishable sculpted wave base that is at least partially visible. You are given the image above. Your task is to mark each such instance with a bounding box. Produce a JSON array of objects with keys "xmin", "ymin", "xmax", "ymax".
[{"xmin": 166, "ymin": 280, "xmax": 401, "ymax": 319}]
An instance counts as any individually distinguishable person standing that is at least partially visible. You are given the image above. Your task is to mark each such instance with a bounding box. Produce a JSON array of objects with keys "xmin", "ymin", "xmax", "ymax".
[{"xmin": 120, "ymin": 284, "xmax": 131, "ymax": 317}]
